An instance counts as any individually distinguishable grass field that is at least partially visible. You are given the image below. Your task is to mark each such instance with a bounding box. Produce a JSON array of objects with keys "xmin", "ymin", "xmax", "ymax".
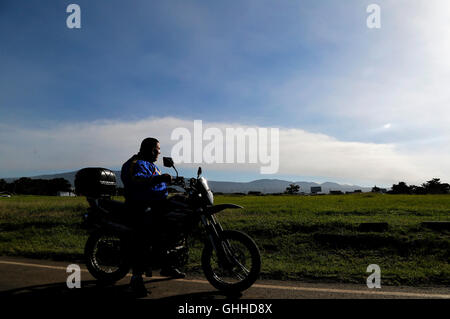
[{"xmin": 0, "ymin": 194, "xmax": 449, "ymax": 286}]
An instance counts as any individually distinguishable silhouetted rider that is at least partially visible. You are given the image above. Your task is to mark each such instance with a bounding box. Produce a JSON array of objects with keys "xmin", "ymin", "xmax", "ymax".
[
  {"xmin": 121, "ymin": 137, "xmax": 185, "ymax": 297},
  {"xmin": 121, "ymin": 138, "xmax": 170, "ymax": 205}
]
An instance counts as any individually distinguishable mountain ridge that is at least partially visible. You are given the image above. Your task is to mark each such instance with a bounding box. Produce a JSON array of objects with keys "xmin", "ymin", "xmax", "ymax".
[{"xmin": 2, "ymin": 170, "xmax": 372, "ymax": 194}]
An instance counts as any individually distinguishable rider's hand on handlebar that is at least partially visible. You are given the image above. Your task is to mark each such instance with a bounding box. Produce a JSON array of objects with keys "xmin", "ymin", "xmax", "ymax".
[
  {"xmin": 175, "ymin": 176, "xmax": 184, "ymax": 185},
  {"xmin": 161, "ymin": 173, "xmax": 172, "ymax": 184}
]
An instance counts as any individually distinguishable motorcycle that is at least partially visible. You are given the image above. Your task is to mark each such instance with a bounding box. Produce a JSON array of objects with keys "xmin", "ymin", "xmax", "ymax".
[{"xmin": 76, "ymin": 157, "xmax": 261, "ymax": 293}]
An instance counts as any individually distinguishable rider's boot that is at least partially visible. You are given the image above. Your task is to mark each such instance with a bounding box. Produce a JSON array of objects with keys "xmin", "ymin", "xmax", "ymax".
[
  {"xmin": 160, "ymin": 266, "xmax": 186, "ymax": 279},
  {"xmin": 145, "ymin": 267, "xmax": 153, "ymax": 277},
  {"xmin": 129, "ymin": 274, "xmax": 149, "ymax": 298}
]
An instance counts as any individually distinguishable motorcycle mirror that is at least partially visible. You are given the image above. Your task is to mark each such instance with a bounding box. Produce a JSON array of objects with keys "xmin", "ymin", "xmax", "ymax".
[
  {"xmin": 163, "ymin": 157, "xmax": 174, "ymax": 168},
  {"xmin": 197, "ymin": 167, "xmax": 202, "ymax": 178}
]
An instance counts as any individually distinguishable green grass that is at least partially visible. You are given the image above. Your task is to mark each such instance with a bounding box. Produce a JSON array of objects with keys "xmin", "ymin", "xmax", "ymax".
[
  {"xmin": 212, "ymin": 194, "xmax": 450, "ymax": 285},
  {"xmin": 0, "ymin": 194, "xmax": 449, "ymax": 286}
]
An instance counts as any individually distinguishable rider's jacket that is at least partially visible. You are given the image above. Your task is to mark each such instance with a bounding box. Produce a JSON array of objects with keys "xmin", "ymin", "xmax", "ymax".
[{"xmin": 121, "ymin": 155, "xmax": 168, "ymax": 205}]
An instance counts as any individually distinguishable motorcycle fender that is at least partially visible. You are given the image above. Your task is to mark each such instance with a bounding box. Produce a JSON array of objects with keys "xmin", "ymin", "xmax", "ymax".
[
  {"xmin": 103, "ymin": 219, "xmax": 133, "ymax": 233},
  {"xmin": 207, "ymin": 204, "xmax": 243, "ymax": 215}
]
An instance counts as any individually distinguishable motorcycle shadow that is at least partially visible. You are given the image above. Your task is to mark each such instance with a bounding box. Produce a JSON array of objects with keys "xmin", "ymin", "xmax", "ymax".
[
  {"xmin": 157, "ymin": 290, "xmax": 243, "ymax": 301},
  {"xmin": 0, "ymin": 280, "xmax": 138, "ymax": 300},
  {"xmin": 0, "ymin": 278, "xmax": 243, "ymax": 300}
]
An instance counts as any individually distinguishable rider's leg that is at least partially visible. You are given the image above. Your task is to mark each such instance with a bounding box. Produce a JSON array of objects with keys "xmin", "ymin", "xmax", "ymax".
[{"xmin": 127, "ymin": 204, "xmax": 152, "ymax": 296}]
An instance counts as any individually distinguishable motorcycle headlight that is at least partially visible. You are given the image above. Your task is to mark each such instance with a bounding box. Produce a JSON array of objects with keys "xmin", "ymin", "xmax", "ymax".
[{"xmin": 199, "ymin": 177, "xmax": 214, "ymax": 205}]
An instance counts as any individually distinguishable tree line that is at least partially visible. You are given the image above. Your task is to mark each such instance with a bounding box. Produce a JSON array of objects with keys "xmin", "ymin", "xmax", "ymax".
[
  {"xmin": 284, "ymin": 178, "xmax": 450, "ymax": 195},
  {"xmin": 0, "ymin": 178, "xmax": 72, "ymax": 196},
  {"xmin": 373, "ymin": 178, "xmax": 450, "ymax": 195}
]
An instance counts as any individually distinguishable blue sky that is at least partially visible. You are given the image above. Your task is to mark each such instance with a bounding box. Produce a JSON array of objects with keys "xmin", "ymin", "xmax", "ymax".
[
  {"xmin": 1, "ymin": 0, "xmax": 345, "ymax": 127},
  {"xmin": 1, "ymin": 1, "xmax": 450, "ymax": 187}
]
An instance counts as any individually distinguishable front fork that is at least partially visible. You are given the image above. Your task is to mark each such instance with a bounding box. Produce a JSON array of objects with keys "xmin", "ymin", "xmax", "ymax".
[{"xmin": 201, "ymin": 213, "xmax": 236, "ymax": 269}]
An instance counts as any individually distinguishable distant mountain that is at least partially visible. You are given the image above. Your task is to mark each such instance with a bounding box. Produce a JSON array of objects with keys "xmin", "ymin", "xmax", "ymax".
[
  {"xmin": 2, "ymin": 170, "xmax": 372, "ymax": 194},
  {"xmin": 209, "ymin": 179, "xmax": 371, "ymax": 194}
]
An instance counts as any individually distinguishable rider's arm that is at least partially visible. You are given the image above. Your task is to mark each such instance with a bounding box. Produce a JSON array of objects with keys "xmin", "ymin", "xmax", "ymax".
[
  {"xmin": 130, "ymin": 161, "xmax": 171, "ymax": 186},
  {"xmin": 133, "ymin": 173, "xmax": 170, "ymax": 186}
]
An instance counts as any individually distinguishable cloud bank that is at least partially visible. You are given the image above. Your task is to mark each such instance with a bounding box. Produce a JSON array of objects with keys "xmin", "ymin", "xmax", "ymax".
[{"xmin": 1, "ymin": 117, "xmax": 444, "ymax": 186}]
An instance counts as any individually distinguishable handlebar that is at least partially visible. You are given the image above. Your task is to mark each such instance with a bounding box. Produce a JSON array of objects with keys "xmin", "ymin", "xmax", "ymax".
[
  {"xmin": 170, "ymin": 176, "xmax": 198, "ymax": 191},
  {"xmin": 172, "ymin": 176, "xmax": 186, "ymax": 187}
]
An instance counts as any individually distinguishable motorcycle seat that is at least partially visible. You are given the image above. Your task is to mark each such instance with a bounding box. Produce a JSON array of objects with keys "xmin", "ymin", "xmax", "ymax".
[{"xmin": 97, "ymin": 198, "xmax": 128, "ymax": 217}]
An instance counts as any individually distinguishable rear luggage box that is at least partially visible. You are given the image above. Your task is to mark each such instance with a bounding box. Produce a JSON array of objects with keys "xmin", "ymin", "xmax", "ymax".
[{"xmin": 75, "ymin": 167, "xmax": 117, "ymax": 198}]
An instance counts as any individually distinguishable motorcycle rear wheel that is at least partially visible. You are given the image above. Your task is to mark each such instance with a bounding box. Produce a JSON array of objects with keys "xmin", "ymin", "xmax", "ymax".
[
  {"xmin": 201, "ymin": 230, "xmax": 261, "ymax": 292},
  {"xmin": 84, "ymin": 231, "xmax": 131, "ymax": 284}
]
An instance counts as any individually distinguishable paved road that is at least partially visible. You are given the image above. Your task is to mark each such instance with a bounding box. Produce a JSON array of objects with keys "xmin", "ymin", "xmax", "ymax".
[{"xmin": 0, "ymin": 256, "xmax": 449, "ymax": 300}]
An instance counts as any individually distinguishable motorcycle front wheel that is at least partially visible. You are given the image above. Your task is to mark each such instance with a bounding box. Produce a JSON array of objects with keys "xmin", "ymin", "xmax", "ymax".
[
  {"xmin": 201, "ymin": 230, "xmax": 261, "ymax": 292},
  {"xmin": 84, "ymin": 230, "xmax": 131, "ymax": 284}
]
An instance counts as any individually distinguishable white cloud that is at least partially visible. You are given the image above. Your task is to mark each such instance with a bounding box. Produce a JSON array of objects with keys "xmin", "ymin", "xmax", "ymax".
[
  {"xmin": 262, "ymin": 0, "xmax": 450, "ymax": 158},
  {"xmin": 0, "ymin": 117, "xmax": 445, "ymax": 185}
]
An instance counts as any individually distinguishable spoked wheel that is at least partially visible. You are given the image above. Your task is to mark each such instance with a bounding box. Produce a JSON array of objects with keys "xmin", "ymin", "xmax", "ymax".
[
  {"xmin": 202, "ymin": 230, "xmax": 261, "ymax": 292},
  {"xmin": 84, "ymin": 231, "xmax": 130, "ymax": 284}
]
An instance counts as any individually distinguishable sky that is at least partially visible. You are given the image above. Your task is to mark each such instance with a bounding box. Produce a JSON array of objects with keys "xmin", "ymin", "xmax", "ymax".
[{"xmin": 1, "ymin": 0, "xmax": 450, "ymax": 187}]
